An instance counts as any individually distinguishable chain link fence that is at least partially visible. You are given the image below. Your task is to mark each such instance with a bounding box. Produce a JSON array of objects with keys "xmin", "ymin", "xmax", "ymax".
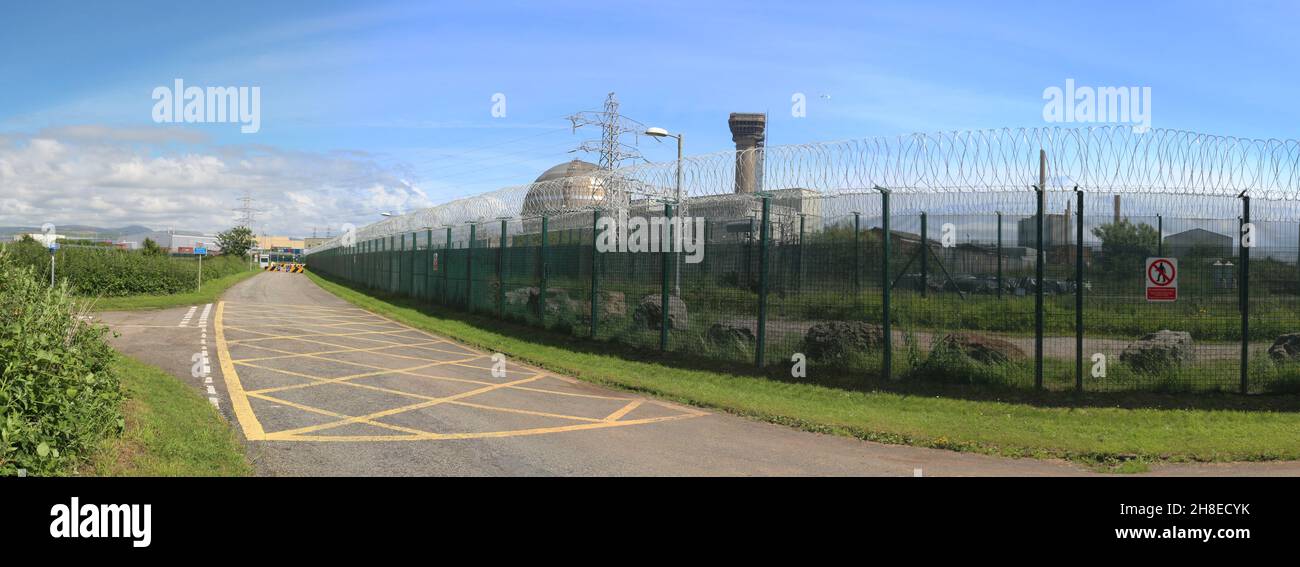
[{"xmin": 307, "ymin": 127, "xmax": 1300, "ymax": 395}]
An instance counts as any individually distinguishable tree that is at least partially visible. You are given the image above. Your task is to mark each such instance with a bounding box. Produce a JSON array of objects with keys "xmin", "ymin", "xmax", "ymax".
[
  {"xmin": 1091, "ymin": 219, "xmax": 1159, "ymax": 274},
  {"xmin": 141, "ymin": 237, "xmax": 164, "ymax": 256},
  {"xmin": 18, "ymin": 234, "xmax": 36, "ymax": 244},
  {"xmin": 217, "ymin": 226, "xmax": 257, "ymax": 257}
]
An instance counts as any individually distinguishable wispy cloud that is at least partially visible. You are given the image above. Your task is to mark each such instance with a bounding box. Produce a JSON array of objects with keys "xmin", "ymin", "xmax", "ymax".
[{"xmin": 0, "ymin": 125, "xmax": 430, "ymax": 236}]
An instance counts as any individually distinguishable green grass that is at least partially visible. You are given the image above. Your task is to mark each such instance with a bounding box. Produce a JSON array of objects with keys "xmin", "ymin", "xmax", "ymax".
[
  {"xmin": 87, "ymin": 355, "xmax": 251, "ymax": 476},
  {"xmin": 87, "ymin": 268, "xmax": 260, "ymax": 311},
  {"xmin": 306, "ymin": 270, "xmax": 1300, "ymax": 469}
]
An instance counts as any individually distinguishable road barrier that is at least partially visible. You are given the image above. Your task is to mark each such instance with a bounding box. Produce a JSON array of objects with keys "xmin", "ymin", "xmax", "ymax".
[{"xmin": 265, "ymin": 263, "xmax": 305, "ymax": 273}]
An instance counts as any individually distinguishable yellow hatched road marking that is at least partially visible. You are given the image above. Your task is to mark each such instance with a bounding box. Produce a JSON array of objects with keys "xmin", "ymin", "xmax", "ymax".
[
  {"xmin": 215, "ymin": 301, "xmax": 267, "ymax": 440},
  {"xmin": 214, "ymin": 299, "xmax": 704, "ymax": 443},
  {"xmin": 603, "ymin": 399, "xmax": 643, "ymax": 421},
  {"xmin": 231, "ymin": 338, "xmax": 453, "ymax": 363},
  {"xmin": 268, "ymin": 374, "xmax": 544, "ymax": 437},
  {"xmin": 262, "ymin": 414, "xmax": 699, "ymax": 442}
]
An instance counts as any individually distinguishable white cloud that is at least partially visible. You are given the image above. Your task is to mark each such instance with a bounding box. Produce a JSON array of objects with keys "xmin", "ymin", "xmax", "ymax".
[{"xmin": 0, "ymin": 125, "xmax": 430, "ymax": 236}]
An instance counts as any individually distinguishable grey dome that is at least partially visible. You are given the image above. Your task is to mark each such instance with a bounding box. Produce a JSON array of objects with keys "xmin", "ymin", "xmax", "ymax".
[{"xmin": 521, "ymin": 159, "xmax": 608, "ymax": 216}]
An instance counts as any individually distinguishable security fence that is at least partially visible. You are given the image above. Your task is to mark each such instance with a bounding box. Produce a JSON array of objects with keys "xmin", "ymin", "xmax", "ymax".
[{"xmin": 307, "ymin": 127, "xmax": 1300, "ymax": 394}]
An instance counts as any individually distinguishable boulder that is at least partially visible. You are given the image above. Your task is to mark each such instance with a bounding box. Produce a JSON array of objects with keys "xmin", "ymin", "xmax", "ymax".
[
  {"xmin": 503, "ymin": 287, "xmax": 573, "ymax": 317},
  {"xmin": 504, "ymin": 287, "xmax": 538, "ymax": 307},
  {"xmin": 1120, "ymin": 330, "xmax": 1193, "ymax": 373},
  {"xmin": 1268, "ymin": 333, "xmax": 1300, "ymax": 362},
  {"xmin": 600, "ymin": 291, "xmax": 627, "ymax": 317},
  {"xmin": 580, "ymin": 291, "xmax": 627, "ymax": 319},
  {"xmin": 633, "ymin": 295, "xmax": 689, "ymax": 330},
  {"xmin": 706, "ymin": 323, "xmax": 756, "ymax": 349},
  {"xmin": 932, "ymin": 332, "xmax": 1026, "ymax": 364},
  {"xmin": 802, "ymin": 321, "xmax": 885, "ymax": 360}
]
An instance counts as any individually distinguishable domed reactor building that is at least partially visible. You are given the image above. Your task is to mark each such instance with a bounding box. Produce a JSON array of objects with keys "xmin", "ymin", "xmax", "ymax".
[
  {"xmin": 518, "ymin": 113, "xmax": 820, "ymax": 243},
  {"xmin": 519, "ymin": 159, "xmax": 625, "ymax": 235}
]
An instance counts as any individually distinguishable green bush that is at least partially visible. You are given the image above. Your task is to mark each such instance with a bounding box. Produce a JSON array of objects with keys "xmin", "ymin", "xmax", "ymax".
[
  {"xmin": 1, "ymin": 242, "xmax": 249, "ymax": 297},
  {"xmin": 0, "ymin": 250, "xmax": 123, "ymax": 475}
]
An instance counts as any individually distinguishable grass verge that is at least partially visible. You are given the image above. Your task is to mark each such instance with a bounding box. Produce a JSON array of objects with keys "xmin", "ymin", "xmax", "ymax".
[
  {"xmin": 88, "ymin": 269, "xmax": 259, "ymax": 311},
  {"xmin": 87, "ymin": 354, "xmax": 251, "ymax": 476},
  {"xmin": 305, "ymin": 271, "xmax": 1300, "ymax": 470}
]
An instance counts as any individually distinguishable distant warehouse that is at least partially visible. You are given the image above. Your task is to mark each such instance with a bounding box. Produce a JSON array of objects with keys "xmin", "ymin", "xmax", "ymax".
[{"xmin": 1165, "ymin": 228, "xmax": 1232, "ymax": 259}]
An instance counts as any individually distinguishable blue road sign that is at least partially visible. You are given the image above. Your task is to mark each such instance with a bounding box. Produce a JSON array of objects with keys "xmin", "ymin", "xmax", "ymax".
[
  {"xmin": 195, "ymin": 247, "xmax": 207, "ymax": 255},
  {"xmin": 48, "ymin": 242, "xmax": 59, "ymax": 252}
]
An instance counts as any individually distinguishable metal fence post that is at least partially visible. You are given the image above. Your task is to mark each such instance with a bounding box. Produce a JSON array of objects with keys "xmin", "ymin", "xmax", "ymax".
[
  {"xmin": 853, "ymin": 212, "xmax": 862, "ymax": 303},
  {"xmin": 1240, "ymin": 194, "xmax": 1250, "ymax": 395},
  {"xmin": 996, "ymin": 211, "xmax": 1004, "ymax": 299},
  {"xmin": 878, "ymin": 187, "xmax": 892, "ymax": 381},
  {"xmin": 410, "ymin": 231, "xmax": 417, "ymax": 297},
  {"xmin": 1157, "ymin": 214, "xmax": 1164, "ymax": 257},
  {"xmin": 920, "ymin": 211, "xmax": 928, "ymax": 297},
  {"xmin": 389, "ymin": 235, "xmax": 395, "ymax": 293},
  {"xmin": 660, "ymin": 203, "xmax": 672, "ymax": 351},
  {"xmin": 757, "ymin": 195, "xmax": 771, "ymax": 368},
  {"xmin": 1034, "ymin": 183, "xmax": 1045, "ymax": 390},
  {"xmin": 591, "ymin": 210, "xmax": 600, "ymax": 339},
  {"xmin": 1075, "ymin": 189, "xmax": 1084, "ymax": 393},
  {"xmin": 467, "ymin": 223, "xmax": 476, "ymax": 312},
  {"xmin": 425, "ymin": 229, "xmax": 433, "ymax": 303},
  {"xmin": 540, "ymin": 216, "xmax": 549, "ymax": 327},
  {"xmin": 444, "ymin": 227, "xmax": 452, "ymax": 305},
  {"xmin": 499, "ymin": 219, "xmax": 508, "ymax": 317},
  {"xmin": 796, "ymin": 213, "xmax": 806, "ymax": 293}
]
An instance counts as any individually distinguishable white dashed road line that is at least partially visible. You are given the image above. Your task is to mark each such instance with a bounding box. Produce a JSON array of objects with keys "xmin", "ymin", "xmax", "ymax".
[
  {"xmin": 187, "ymin": 304, "xmax": 219, "ymax": 409},
  {"xmin": 178, "ymin": 305, "xmax": 198, "ymax": 327}
]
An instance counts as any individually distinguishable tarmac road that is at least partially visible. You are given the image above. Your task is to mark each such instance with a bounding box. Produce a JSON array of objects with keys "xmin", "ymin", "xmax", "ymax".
[{"xmin": 95, "ymin": 272, "xmax": 1297, "ymax": 476}]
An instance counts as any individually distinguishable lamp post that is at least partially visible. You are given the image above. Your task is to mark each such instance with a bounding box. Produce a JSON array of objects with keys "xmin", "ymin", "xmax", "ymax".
[{"xmin": 645, "ymin": 127, "xmax": 683, "ymax": 296}]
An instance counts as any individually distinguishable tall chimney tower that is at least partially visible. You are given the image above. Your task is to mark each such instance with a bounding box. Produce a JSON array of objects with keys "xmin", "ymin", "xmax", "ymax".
[{"xmin": 728, "ymin": 113, "xmax": 766, "ymax": 194}]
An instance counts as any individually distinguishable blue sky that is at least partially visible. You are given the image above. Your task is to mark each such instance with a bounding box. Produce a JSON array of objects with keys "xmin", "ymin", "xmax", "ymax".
[{"xmin": 3, "ymin": 0, "xmax": 1300, "ymax": 235}]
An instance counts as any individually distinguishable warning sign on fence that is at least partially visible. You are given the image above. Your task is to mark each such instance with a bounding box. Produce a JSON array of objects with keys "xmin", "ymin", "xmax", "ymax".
[{"xmin": 1146, "ymin": 257, "xmax": 1178, "ymax": 302}]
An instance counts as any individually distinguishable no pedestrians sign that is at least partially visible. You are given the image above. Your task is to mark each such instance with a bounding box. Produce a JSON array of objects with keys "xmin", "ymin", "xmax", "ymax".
[{"xmin": 1146, "ymin": 257, "xmax": 1178, "ymax": 302}]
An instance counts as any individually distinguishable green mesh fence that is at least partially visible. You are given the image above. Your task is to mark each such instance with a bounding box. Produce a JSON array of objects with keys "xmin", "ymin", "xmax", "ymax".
[{"xmin": 307, "ymin": 193, "xmax": 1300, "ymax": 395}]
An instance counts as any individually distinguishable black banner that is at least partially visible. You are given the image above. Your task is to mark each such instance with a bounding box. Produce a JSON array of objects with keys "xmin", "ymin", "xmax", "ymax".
[{"xmin": 1, "ymin": 477, "xmax": 1284, "ymax": 556}]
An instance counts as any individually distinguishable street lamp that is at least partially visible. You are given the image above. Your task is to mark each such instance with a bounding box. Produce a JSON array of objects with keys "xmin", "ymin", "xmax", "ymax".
[{"xmin": 645, "ymin": 127, "xmax": 684, "ymax": 296}]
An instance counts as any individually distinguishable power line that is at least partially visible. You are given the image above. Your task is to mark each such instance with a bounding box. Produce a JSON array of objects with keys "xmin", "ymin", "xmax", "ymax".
[
  {"xmin": 388, "ymin": 119, "xmax": 572, "ymax": 168},
  {"xmin": 405, "ymin": 133, "xmax": 576, "ymax": 177},
  {"xmin": 233, "ymin": 191, "xmax": 261, "ymax": 228},
  {"xmin": 567, "ymin": 92, "xmax": 645, "ymax": 170}
]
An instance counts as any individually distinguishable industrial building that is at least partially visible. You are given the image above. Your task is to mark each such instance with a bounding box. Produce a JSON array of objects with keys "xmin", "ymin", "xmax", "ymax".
[
  {"xmin": 1165, "ymin": 228, "xmax": 1233, "ymax": 259},
  {"xmin": 518, "ymin": 112, "xmax": 820, "ymax": 242}
]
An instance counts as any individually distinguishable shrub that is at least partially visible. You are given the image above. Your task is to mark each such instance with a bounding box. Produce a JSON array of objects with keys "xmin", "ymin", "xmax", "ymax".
[
  {"xmin": 0, "ymin": 250, "xmax": 123, "ymax": 475},
  {"xmin": 2, "ymin": 242, "xmax": 249, "ymax": 297}
]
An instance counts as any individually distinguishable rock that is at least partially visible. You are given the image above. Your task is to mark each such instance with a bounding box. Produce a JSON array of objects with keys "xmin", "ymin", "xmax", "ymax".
[
  {"xmin": 504, "ymin": 287, "xmax": 538, "ymax": 306},
  {"xmin": 503, "ymin": 287, "xmax": 573, "ymax": 317},
  {"xmin": 1268, "ymin": 333, "xmax": 1300, "ymax": 362},
  {"xmin": 600, "ymin": 291, "xmax": 626, "ymax": 317},
  {"xmin": 1120, "ymin": 330, "xmax": 1193, "ymax": 373},
  {"xmin": 706, "ymin": 323, "xmax": 755, "ymax": 349},
  {"xmin": 802, "ymin": 321, "xmax": 885, "ymax": 360},
  {"xmin": 540, "ymin": 289, "xmax": 572, "ymax": 316},
  {"xmin": 633, "ymin": 295, "xmax": 689, "ymax": 330},
  {"xmin": 579, "ymin": 291, "xmax": 627, "ymax": 320},
  {"xmin": 932, "ymin": 332, "xmax": 1026, "ymax": 364}
]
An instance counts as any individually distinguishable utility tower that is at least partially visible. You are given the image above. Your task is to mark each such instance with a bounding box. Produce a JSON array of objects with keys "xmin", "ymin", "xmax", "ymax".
[
  {"xmin": 233, "ymin": 191, "xmax": 261, "ymax": 228},
  {"xmin": 568, "ymin": 92, "xmax": 645, "ymax": 170}
]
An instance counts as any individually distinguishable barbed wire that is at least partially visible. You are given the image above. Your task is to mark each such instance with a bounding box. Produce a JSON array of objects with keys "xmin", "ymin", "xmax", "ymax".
[{"xmin": 309, "ymin": 126, "xmax": 1300, "ymax": 253}]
